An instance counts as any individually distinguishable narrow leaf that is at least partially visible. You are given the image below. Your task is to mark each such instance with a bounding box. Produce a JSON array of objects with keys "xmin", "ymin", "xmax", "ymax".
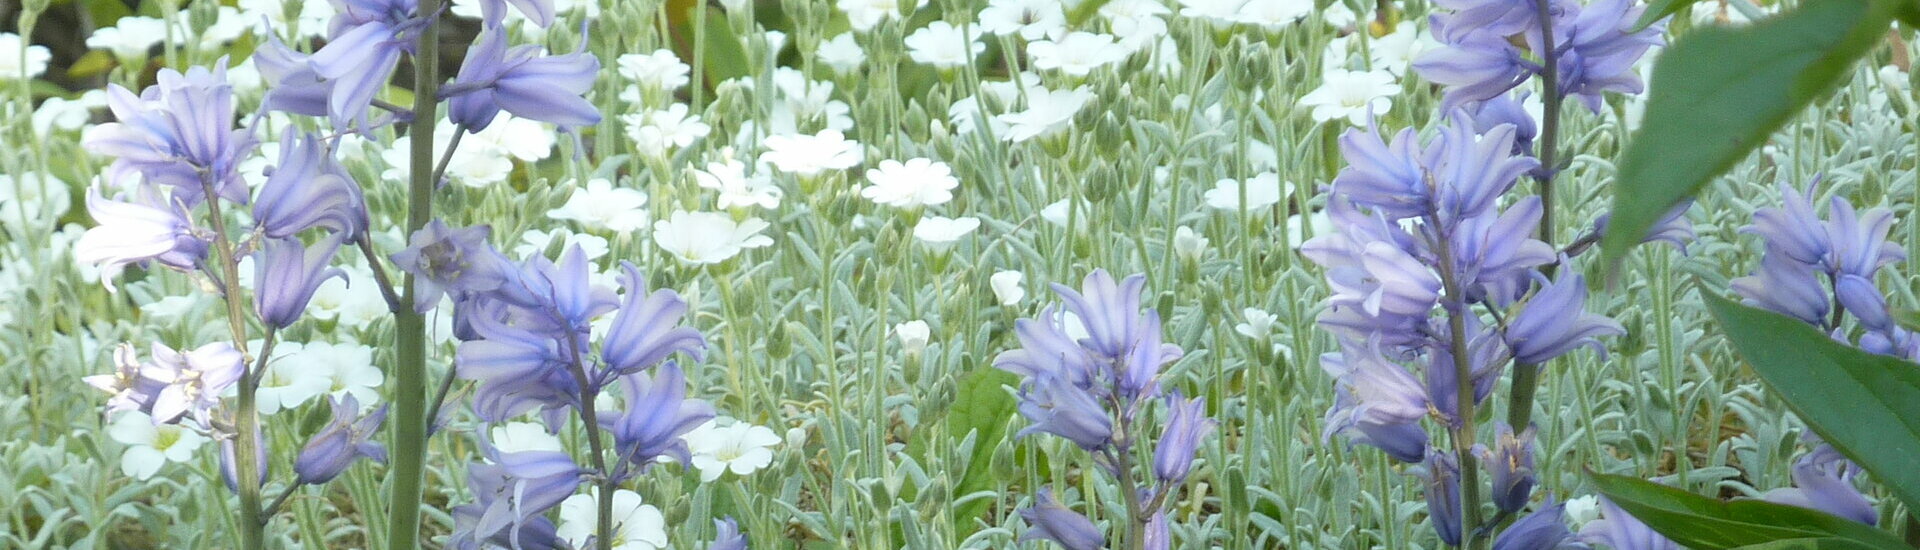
[{"xmin": 1589, "ymin": 474, "xmax": 1906, "ymax": 548}]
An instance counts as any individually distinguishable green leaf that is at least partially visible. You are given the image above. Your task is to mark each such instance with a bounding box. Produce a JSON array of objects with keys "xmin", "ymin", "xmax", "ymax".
[
  {"xmin": 947, "ymin": 367, "xmax": 1019, "ymax": 535},
  {"xmin": 1704, "ymin": 292, "xmax": 1920, "ymax": 514},
  {"xmin": 1600, "ymin": 0, "xmax": 1896, "ymax": 268},
  {"xmin": 668, "ymin": 0, "xmax": 752, "ymax": 90},
  {"xmin": 1589, "ymin": 474, "xmax": 1907, "ymax": 549},
  {"xmin": 1636, "ymin": 0, "xmax": 1706, "ymax": 29},
  {"xmin": 67, "ymin": 50, "xmax": 117, "ymax": 80},
  {"xmin": 1735, "ymin": 539, "xmax": 1891, "ymax": 550}
]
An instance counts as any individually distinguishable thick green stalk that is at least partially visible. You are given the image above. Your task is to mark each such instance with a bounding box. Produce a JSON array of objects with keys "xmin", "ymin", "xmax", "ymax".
[
  {"xmin": 386, "ymin": 4, "xmax": 441, "ymax": 549},
  {"xmin": 1506, "ymin": 364, "xmax": 1540, "ymax": 430},
  {"xmin": 1433, "ymin": 231, "xmax": 1487, "ymax": 549},
  {"xmin": 1533, "ymin": 0, "xmax": 1563, "ymax": 246},
  {"xmin": 198, "ymin": 171, "xmax": 264, "ymax": 549}
]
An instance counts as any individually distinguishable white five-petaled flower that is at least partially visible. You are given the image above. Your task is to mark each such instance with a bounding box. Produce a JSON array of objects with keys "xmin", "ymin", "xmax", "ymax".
[
  {"xmin": 491, "ymin": 422, "xmax": 565, "ymax": 453},
  {"xmin": 652, "ymin": 211, "xmax": 774, "ymax": 265},
  {"xmin": 1232, "ymin": 0, "xmax": 1314, "ymax": 28},
  {"xmin": 759, "ymin": 129, "xmax": 864, "ymax": 175},
  {"xmin": 516, "ymin": 227, "xmax": 611, "ymax": 261},
  {"xmin": 912, "ymin": 216, "xmax": 981, "ymax": 251},
  {"xmin": 837, "ymin": 0, "xmax": 927, "ymax": 31},
  {"xmin": 694, "ymin": 158, "xmax": 785, "ymax": 210},
  {"xmin": 1028, "ymin": 32, "xmax": 1132, "ymax": 76},
  {"xmin": 906, "ymin": 22, "xmax": 985, "ymax": 69},
  {"xmin": 281, "ymin": 341, "xmax": 385, "ymax": 408},
  {"xmin": 617, "ymin": 49, "xmax": 692, "ymax": 94},
  {"xmin": 548, "ymin": 178, "xmax": 651, "ymax": 233},
  {"xmin": 980, "ymin": 0, "xmax": 1067, "ymax": 40},
  {"xmin": 1173, "ymin": 226, "xmax": 1210, "ymax": 261},
  {"xmin": 557, "ymin": 489, "xmax": 668, "ymax": 550},
  {"xmin": 996, "ymin": 86, "xmax": 1094, "ymax": 143},
  {"xmin": 624, "ymin": 104, "xmax": 712, "ymax": 157},
  {"xmin": 253, "ymin": 342, "xmax": 331, "ymax": 415},
  {"xmin": 0, "ymin": 33, "xmax": 52, "ymax": 79},
  {"xmin": 1235, "ymin": 307, "xmax": 1279, "ymax": 339},
  {"xmin": 990, "ymin": 270, "xmax": 1025, "ymax": 305},
  {"xmin": 85, "ymin": 16, "xmax": 168, "ymax": 61},
  {"xmin": 108, "ymin": 410, "xmax": 210, "ymax": 480},
  {"xmin": 894, "ymin": 320, "xmax": 932, "ymax": 355},
  {"xmin": 684, "ymin": 419, "xmax": 783, "ymax": 482},
  {"xmin": 1299, "ymin": 68, "xmax": 1400, "ymax": 126},
  {"xmin": 861, "ymin": 158, "xmax": 960, "ymax": 209},
  {"xmin": 1203, "ymin": 172, "xmax": 1285, "ymax": 211},
  {"xmin": 817, "ymin": 33, "xmax": 868, "ymax": 75}
]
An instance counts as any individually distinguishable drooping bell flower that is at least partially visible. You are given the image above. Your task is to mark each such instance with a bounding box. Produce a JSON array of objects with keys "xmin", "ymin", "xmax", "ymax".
[
  {"xmin": 1468, "ymin": 91, "xmax": 1538, "ymax": 157},
  {"xmin": 1429, "ymin": 0, "xmax": 1540, "ymax": 41},
  {"xmin": 1423, "ymin": 316, "xmax": 1510, "ymax": 426},
  {"xmin": 1320, "ymin": 342, "xmax": 1431, "ymax": 463},
  {"xmin": 1050, "ymin": 270, "xmax": 1183, "ymax": 400},
  {"xmin": 1420, "ymin": 449, "xmax": 1464, "ymax": 546},
  {"xmin": 1018, "ymin": 488, "xmax": 1104, "ymax": 550},
  {"xmin": 1540, "ymin": 0, "xmax": 1666, "ymax": 113},
  {"xmin": 1732, "ymin": 252, "xmax": 1831, "ymax": 326},
  {"xmin": 1763, "ymin": 443, "xmax": 1876, "ymax": 525},
  {"xmin": 84, "ymin": 344, "xmax": 167, "ymax": 418},
  {"xmin": 142, "ymin": 342, "xmax": 246, "ymax": 424},
  {"xmin": 252, "ymin": 132, "xmax": 369, "ymax": 240},
  {"xmin": 1824, "ymin": 197, "xmax": 1904, "ymax": 279},
  {"xmin": 1143, "ymin": 511, "xmax": 1171, "ymax": 550},
  {"xmin": 220, "ymin": 424, "xmax": 269, "ymax": 494},
  {"xmin": 600, "ymin": 363, "xmax": 715, "ymax": 470},
  {"xmin": 1013, "ymin": 373, "xmax": 1113, "ymax": 451},
  {"xmin": 294, "ymin": 394, "xmax": 389, "ymax": 484},
  {"xmin": 1479, "ymin": 423, "xmax": 1538, "ymax": 515},
  {"xmin": 252, "ymin": 33, "xmax": 331, "ymax": 117},
  {"xmin": 599, "ymin": 262, "xmax": 707, "ymax": 376},
  {"xmin": 497, "ymin": 245, "xmax": 619, "ymax": 334},
  {"xmin": 1328, "ymin": 124, "xmax": 1429, "ymax": 220},
  {"xmin": 1578, "ymin": 496, "xmax": 1680, "ymax": 549},
  {"xmin": 252, "ymin": 234, "xmax": 349, "ymax": 330},
  {"xmin": 1430, "ymin": 115, "xmax": 1538, "ymax": 223},
  {"xmin": 453, "ymin": 444, "xmax": 579, "ymax": 550},
  {"xmin": 444, "ymin": 25, "xmax": 600, "ymax": 131},
  {"xmin": 449, "ymin": 503, "xmax": 566, "ymax": 550},
  {"xmin": 74, "ymin": 185, "xmax": 209, "ymax": 292},
  {"xmin": 993, "ymin": 306, "xmax": 1101, "ymax": 388},
  {"xmin": 1447, "ymin": 196, "xmax": 1555, "ymax": 306},
  {"xmin": 390, "ymin": 221, "xmax": 514, "ymax": 313},
  {"xmin": 457, "ymin": 312, "xmax": 574, "ymax": 421},
  {"xmin": 307, "ymin": 0, "xmax": 424, "ymax": 129},
  {"xmin": 475, "ymin": 0, "xmax": 555, "ymax": 27},
  {"xmin": 1743, "ymin": 181, "xmax": 1831, "ymax": 266},
  {"xmin": 1152, "ymin": 394, "xmax": 1215, "ymax": 484},
  {"xmin": 707, "ymin": 517, "xmax": 747, "ymax": 550},
  {"xmin": 1491, "ymin": 500, "xmax": 1579, "ymax": 550},
  {"xmin": 1504, "ymin": 271, "xmax": 1624, "ymax": 365},
  {"xmin": 82, "ymin": 61, "xmax": 255, "ymax": 206},
  {"xmin": 1415, "ymin": 26, "xmax": 1534, "ymax": 109}
]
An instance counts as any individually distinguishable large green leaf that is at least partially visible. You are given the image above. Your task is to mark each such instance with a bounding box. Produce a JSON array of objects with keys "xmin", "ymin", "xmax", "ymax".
[
  {"xmin": 1636, "ymin": 0, "xmax": 1707, "ymax": 29},
  {"xmin": 1589, "ymin": 474, "xmax": 1907, "ymax": 548},
  {"xmin": 1599, "ymin": 0, "xmax": 1897, "ymax": 267},
  {"xmin": 946, "ymin": 367, "xmax": 1020, "ymax": 534},
  {"xmin": 1704, "ymin": 293, "xmax": 1920, "ymax": 514},
  {"xmin": 1735, "ymin": 539, "xmax": 1891, "ymax": 550}
]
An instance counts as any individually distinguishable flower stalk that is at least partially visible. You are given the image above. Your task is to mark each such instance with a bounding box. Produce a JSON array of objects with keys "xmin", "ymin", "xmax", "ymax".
[
  {"xmin": 385, "ymin": 2, "xmax": 441, "ymax": 547},
  {"xmin": 199, "ymin": 170, "xmax": 264, "ymax": 549}
]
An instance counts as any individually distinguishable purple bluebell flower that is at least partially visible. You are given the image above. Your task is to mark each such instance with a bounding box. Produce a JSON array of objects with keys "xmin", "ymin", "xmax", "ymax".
[
  {"xmin": 1423, "ymin": 316, "xmax": 1510, "ymax": 426},
  {"xmin": 497, "ymin": 245, "xmax": 619, "ymax": 332},
  {"xmin": 220, "ymin": 425, "xmax": 269, "ymax": 493},
  {"xmin": 1014, "ymin": 373, "xmax": 1114, "ymax": 451},
  {"xmin": 1430, "ymin": 115, "xmax": 1539, "ymax": 223},
  {"xmin": 1330, "ymin": 125, "xmax": 1428, "ymax": 220},
  {"xmin": 1492, "ymin": 501, "xmax": 1580, "ymax": 550},
  {"xmin": 1469, "ymin": 91, "xmax": 1538, "ymax": 157},
  {"xmin": 1152, "ymin": 394, "xmax": 1215, "ymax": 484},
  {"xmin": 1320, "ymin": 343, "xmax": 1431, "ymax": 463},
  {"xmin": 294, "ymin": 394, "xmax": 389, "ymax": 484},
  {"xmin": 308, "ymin": 0, "xmax": 423, "ymax": 128},
  {"xmin": 74, "ymin": 185, "xmax": 209, "ymax": 292},
  {"xmin": 1589, "ymin": 200, "xmax": 1694, "ymax": 254},
  {"xmin": 445, "ymin": 26, "xmax": 601, "ymax": 131},
  {"xmin": 252, "ymin": 234, "xmax": 349, "ymax": 329},
  {"xmin": 1430, "ymin": 0, "xmax": 1540, "ymax": 40},
  {"xmin": 1763, "ymin": 443, "xmax": 1876, "ymax": 525},
  {"xmin": 391, "ymin": 221, "xmax": 514, "ymax": 313},
  {"xmin": 84, "ymin": 344, "xmax": 166, "ymax": 418},
  {"xmin": 1835, "ymin": 274, "xmax": 1892, "ymax": 331},
  {"xmin": 1420, "ymin": 449, "xmax": 1464, "ymax": 546},
  {"xmin": 253, "ymin": 132, "xmax": 369, "ymax": 240},
  {"xmin": 1052, "ymin": 270, "xmax": 1149, "ymax": 360},
  {"xmin": 1578, "ymin": 497, "xmax": 1680, "ymax": 550},
  {"xmin": 995, "ymin": 306, "xmax": 1103, "ymax": 387},
  {"xmin": 600, "ymin": 363, "xmax": 715, "ymax": 469},
  {"xmin": 449, "ymin": 503, "xmax": 566, "ymax": 550},
  {"xmin": 1143, "ymin": 511, "xmax": 1171, "ymax": 550},
  {"xmin": 252, "ymin": 34, "xmax": 331, "ymax": 117},
  {"xmin": 600, "ymin": 262, "xmax": 708, "ymax": 376},
  {"xmin": 1018, "ymin": 488, "xmax": 1105, "ymax": 550},
  {"xmin": 476, "ymin": 0, "xmax": 555, "ymax": 27},
  {"xmin": 1504, "ymin": 271, "xmax": 1623, "ymax": 365},
  {"xmin": 1743, "ymin": 181, "xmax": 1831, "ymax": 266},
  {"xmin": 1415, "ymin": 26, "xmax": 1534, "ymax": 109},
  {"xmin": 1478, "ymin": 423, "xmax": 1537, "ymax": 515},
  {"xmin": 708, "ymin": 517, "xmax": 747, "ymax": 550},
  {"xmin": 457, "ymin": 312, "xmax": 575, "ymax": 420},
  {"xmin": 453, "ymin": 446, "xmax": 579, "ymax": 550},
  {"xmin": 143, "ymin": 342, "xmax": 246, "ymax": 424},
  {"xmin": 82, "ymin": 61, "xmax": 255, "ymax": 206},
  {"xmin": 1542, "ymin": 0, "xmax": 1665, "ymax": 113},
  {"xmin": 1732, "ymin": 252, "xmax": 1831, "ymax": 326},
  {"xmin": 1824, "ymin": 197, "xmax": 1904, "ymax": 279},
  {"xmin": 1450, "ymin": 196, "xmax": 1556, "ymax": 305}
]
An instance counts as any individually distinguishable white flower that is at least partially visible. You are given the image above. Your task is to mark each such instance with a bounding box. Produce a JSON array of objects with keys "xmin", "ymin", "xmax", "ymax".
[
  {"xmin": 32, "ymin": 89, "xmax": 107, "ymax": 135},
  {"xmin": 1041, "ymin": 198, "xmax": 1078, "ymax": 227},
  {"xmin": 617, "ymin": 49, "xmax": 692, "ymax": 94},
  {"xmin": 1108, "ymin": 12, "xmax": 1170, "ymax": 52},
  {"xmin": 1028, "ymin": 32, "xmax": 1131, "ymax": 76},
  {"xmin": 948, "ymin": 74, "xmax": 1036, "ymax": 135},
  {"xmin": 139, "ymin": 295, "xmax": 202, "ymax": 321},
  {"xmin": 905, "ymin": 22, "xmax": 983, "ymax": 69},
  {"xmin": 548, "ymin": 178, "xmax": 651, "ymax": 232},
  {"xmin": 759, "ymin": 129, "xmax": 863, "ymax": 175},
  {"xmin": 1203, "ymin": 172, "xmax": 1284, "ymax": 211},
  {"xmin": 1370, "ymin": 22, "xmax": 1440, "ymax": 76},
  {"xmin": 1173, "ymin": 226, "xmax": 1209, "ymax": 261},
  {"xmin": 1563, "ymin": 495, "xmax": 1602, "ymax": 530},
  {"xmin": 491, "ymin": 422, "xmax": 564, "ymax": 453},
  {"xmin": 912, "ymin": 216, "xmax": 980, "ymax": 250},
  {"xmin": 558, "ymin": 489, "xmax": 668, "ymax": 550},
  {"xmin": 979, "ymin": 0, "xmax": 1066, "ymax": 40},
  {"xmin": 737, "ymin": 68, "xmax": 857, "ymax": 137},
  {"xmin": 240, "ymin": 0, "xmax": 336, "ymax": 38},
  {"xmin": 1101, "ymin": 0, "xmax": 1171, "ymax": 20},
  {"xmin": 990, "ymin": 270, "xmax": 1025, "ymax": 305},
  {"xmin": 684, "ymin": 419, "xmax": 782, "ymax": 482},
  {"xmin": 0, "ymin": 172, "xmax": 72, "ymax": 234},
  {"xmin": 382, "ymin": 120, "xmax": 514, "ymax": 188},
  {"xmin": 109, "ymin": 411, "xmax": 210, "ymax": 480},
  {"xmin": 861, "ymin": 158, "xmax": 959, "ymax": 209},
  {"xmin": 468, "ymin": 113, "xmax": 557, "ymax": 162},
  {"xmin": 653, "ymin": 211, "xmax": 774, "ymax": 265},
  {"xmin": 516, "ymin": 228, "xmax": 611, "ymax": 261},
  {"xmin": 838, "ymin": 0, "xmax": 927, "ymax": 31},
  {"xmin": 1320, "ymin": 2, "xmax": 1358, "ymax": 27},
  {"xmin": 0, "ymin": 33, "xmax": 52, "ymax": 79},
  {"xmin": 817, "ymin": 33, "xmax": 868, "ymax": 75},
  {"xmin": 1299, "ymin": 68, "xmax": 1399, "ymax": 126},
  {"xmin": 255, "ymin": 343, "xmax": 332, "ymax": 415},
  {"xmin": 281, "ymin": 341, "xmax": 384, "ymax": 407},
  {"xmin": 1175, "ymin": 0, "xmax": 1244, "ymax": 23},
  {"xmin": 86, "ymin": 16, "xmax": 168, "ymax": 61},
  {"xmin": 624, "ymin": 104, "xmax": 711, "ymax": 157},
  {"xmin": 306, "ymin": 267, "xmax": 389, "ymax": 330},
  {"xmin": 1233, "ymin": 0, "xmax": 1313, "ymax": 28},
  {"xmin": 178, "ymin": 7, "xmax": 252, "ymax": 51},
  {"xmin": 693, "ymin": 158, "xmax": 784, "ymax": 210},
  {"xmin": 996, "ymin": 86, "xmax": 1094, "ymax": 143},
  {"xmin": 894, "ymin": 320, "xmax": 931, "ymax": 355},
  {"xmin": 1235, "ymin": 308, "xmax": 1278, "ymax": 339}
]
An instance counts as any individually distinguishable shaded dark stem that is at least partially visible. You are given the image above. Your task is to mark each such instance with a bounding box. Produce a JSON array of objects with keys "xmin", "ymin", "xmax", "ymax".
[
  {"xmin": 1432, "ymin": 225, "xmax": 1488, "ymax": 550},
  {"xmin": 1533, "ymin": 0, "xmax": 1563, "ymax": 247},
  {"xmin": 384, "ymin": 3, "xmax": 441, "ymax": 548},
  {"xmin": 560, "ymin": 334, "xmax": 615, "ymax": 550},
  {"xmin": 356, "ymin": 239, "xmax": 404, "ymax": 313}
]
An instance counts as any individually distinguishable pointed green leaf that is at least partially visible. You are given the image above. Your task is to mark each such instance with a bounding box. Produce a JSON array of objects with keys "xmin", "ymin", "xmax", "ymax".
[
  {"xmin": 1600, "ymin": 0, "xmax": 1896, "ymax": 268},
  {"xmin": 947, "ymin": 367, "xmax": 1019, "ymax": 534},
  {"xmin": 1636, "ymin": 0, "xmax": 1705, "ymax": 29},
  {"xmin": 1589, "ymin": 474, "xmax": 1906, "ymax": 548},
  {"xmin": 1704, "ymin": 292, "xmax": 1920, "ymax": 514}
]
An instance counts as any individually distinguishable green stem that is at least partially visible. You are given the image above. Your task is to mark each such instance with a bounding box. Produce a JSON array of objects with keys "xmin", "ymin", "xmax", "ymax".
[
  {"xmin": 1532, "ymin": 0, "xmax": 1563, "ymax": 247},
  {"xmin": 1433, "ymin": 228, "xmax": 1488, "ymax": 549},
  {"xmin": 1506, "ymin": 363, "xmax": 1540, "ymax": 430},
  {"xmin": 385, "ymin": 4, "xmax": 441, "ymax": 549},
  {"xmin": 198, "ymin": 170, "xmax": 264, "ymax": 548}
]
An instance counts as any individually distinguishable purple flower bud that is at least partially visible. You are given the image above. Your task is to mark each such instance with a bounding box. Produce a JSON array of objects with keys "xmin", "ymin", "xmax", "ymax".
[
  {"xmin": 1732, "ymin": 253, "xmax": 1831, "ymax": 326},
  {"xmin": 708, "ymin": 517, "xmax": 748, "ymax": 550},
  {"xmin": 1578, "ymin": 496, "xmax": 1680, "ymax": 549},
  {"xmin": 1014, "ymin": 373, "xmax": 1114, "ymax": 451},
  {"xmin": 253, "ymin": 234, "xmax": 349, "ymax": 329},
  {"xmin": 391, "ymin": 221, "xmax": 514, "ymax": 313},
  {"xmin": 1018, "ymin": 488, "xmax": 1105, "ymax": 550},
  {"xmin": 220, "ymin": 424, "xmax": 268, "ymax": 494},
  {"xmin": 1763, "ymin": 443, "xmax": 1875, "ymax": 525},
  {"xmin": 599, "ymin": 262, "xmax": 707, "ymax": 376},
  {"xmin": 144, "ymin": 342, "xmax": 246, "ymax": 424},
  {"xmin": 600, "ymin": 363, "xmax": 715, "ymax": 469},
  {"xmin": 1478, "ymin": 423, "xmax": 1538, "ymax": 514},
  {"xmin": 446, "ymin": 25, "xmax": 601, "ymax": 130},
  {"xmin": 82, "ymin": 61, "xmax": 255, "ymax": 206},
  {"xmin": 1505, "ymin": 271, "xmax": 1623, "ymax": 365},
  {"xmin": 253, "ymin": 132, "xmax": 369, "ymax": 240},
  {"xmin": 1468, "ymin": 92, "xmax": 1537, "ymax": 157},
  {"xmin": 1492, "ymin": 501, "xmax": 1578, "ymax": 550},
  {"xmin": 1835, "ymin": 274, "xmax": 1892, "ymax": 331},
  {"xmin": 74, "ymin": 185, "xmax": 209, "ymax": 292},
  {"xmin": 294, "ymin": 394, "xmax": 388, "ymax": 484},
  {"xmin": 1152, "ymin": 394, "xmax": 1215, "ymax": 484},
  {"xmin": 1420, "ymin": 449, "xmax": 1464, "ymax": 546},
  {"xmin": 1143, "ymin": 511, "xmax": 1171, "ymax": 550}
]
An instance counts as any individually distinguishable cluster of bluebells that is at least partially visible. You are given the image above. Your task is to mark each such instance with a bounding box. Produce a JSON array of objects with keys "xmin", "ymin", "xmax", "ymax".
[
  {"xmin": 1732, "ymin": 178, "xmax": 1897, "ymax": 527},
  {"xmin": 993, "ymin": 270, "xmax": 1215, "ymax": 550},
  {"xmin": 1301, "ymin": 111, "xmax": 1627, "ymax": 544}
]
